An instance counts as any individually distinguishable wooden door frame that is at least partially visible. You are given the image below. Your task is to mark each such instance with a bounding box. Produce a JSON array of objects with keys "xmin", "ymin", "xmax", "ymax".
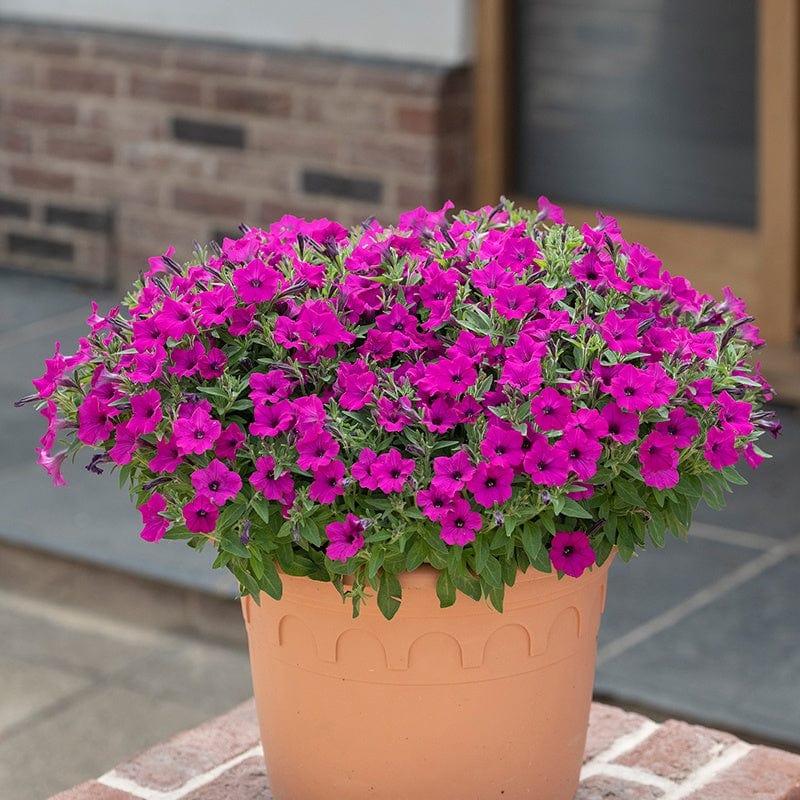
[{"xmin": 474, "ymin": 0, "xmax": 800, "ymax": 355}]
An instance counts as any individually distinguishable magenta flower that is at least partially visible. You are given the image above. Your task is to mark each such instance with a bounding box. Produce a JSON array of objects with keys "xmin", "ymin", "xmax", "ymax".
[
  {"xmin": 416, "ymin": 484, "xmax": 456, "ymax": 522},
  {"xmin": 168, "ymin": 340, "xmax": 205, "ymax": 378},
  {"xmin": 537, "ymin": 195, "xmax": 565, "ymax": 224},
  {"xmin": 559, "ymin": 429, "xmax": 602, "ymax": 481},
  {"xmin": 325, "ymin": 514, "xmax": 365, "ymax": 562},
  {"xmin": 139, "ymin": 492, "xmax": 169, "ymax": 542},
  {"xmin": 432, "ymin": 450, "xmax": 476, "ymax": 494},
  {"xmin": 351, "ymin": 447, "xmax": 379, "ymax": 490},
  {"xmin": 421, "ymin": 397, "xmax": 459, "ymax": 433},
  {"xmin": 639, "ymin": 432, "xmax": 680, "ymax": 489},
  {"xmin": 309, "ymin": 459, "xmax": 346, "ymax": 504},
  {"xmin": 480, "ymin": 424, "xmax": 524, "ymax": 469},
  {"xmin": 173, "ymin": 407, "xmax": 222, "ymax": 455},
  {"xmin": 215, "ymin": 423, "xmax": 245, "ymax": 460},
  {"xmin": 32, "ymin": 342, "xmax": 67, "ymax": 398},
  {"xmin": 228, "ymin": 304, "xmax": 257, "ymax": 336},
  {"xmin": 716, "ymin": 392, "xmax": 754, "ymax": 436},
  {"xmin": 493, "ymin": 283, "xmax": 538, "ymax": 319},
  {"xmin": 338, "ymin": 361, "xmax": 377, "ymax": 410},
  {"xmin": 191, "ymin": 459, "xmax": 242, "ymax": 505},
  {"xmin": 197, "ymin": 285, "xmax": 236, "ymax": 326},
  {"xmin": 601, "ymin": 402, "xmax": 639, "ymax": 444},
  {"xmin": 608, "ymin": 365, "xmax": 657, "ymax": 412},
  {"xmin": 182, "ymin": 495, "xmax": 219, "ymax": 534},
  {"xmin": 530, "ymin": 388, "xmax": 572, "ymax": 432},
  {"xmin": 704, "ymin": 426, "xmax": 739, "ymax": 469},
  {"xmin": 418, "ymin": 355, "xmax": 477, "ymax": 397},
  {"xmin": 108, "ymin": 422, "xmax": 139, "ymax": 465},
  {"xmin": 198, "ymin": 347, "xmax": 228, "ymax": 380},
  {"xmin": 471, "ymin": 261, "xmax": 515, "ymax": 297},
  {"xmin": 77, "ymin": 394, "xmax": 118, "ymax": 445},
  {"xmin": 128, "ymin": 389, "xmax": 163, "ymax": 435},
  {"xmin": 566, "ymin": 408, "xmax": 609, "ymax": 440},
  {"xmin": 686, "ymin": 378, "xmax": 715, "ymax": 408},
  {"xmin": 375, "ymin": 397, "xmax": 414, "ymax": 432},
  {"xmin": 523, "ymin": 438, "xmax": 569, "ymax": 487},
  {"xmin": 467, "ymin": 461, "xmax": 514, "ymax": 507},
  {"xmin": 127, "ymin": 350, "xmax": 165, "ymax": 384},
  {"xmin": 38, "ymin": 400, "xmax": 67, "ymax": 451},
  {"xmin": 599, "ymin": 310, "xmax": 641, "ymax": 354},
  {"xmin": 292, "ymin": 395, "xmax": 327, "ymax": 432},
  {"xmin": 36, "ymin": 447, "xmax": 68, "ymax": 487},
  {"xmin": 250, "ymin": 399, "xmax": 295, "ymax": 438},
  {"xmin": 372, "ymin": 449, "xmax": 416, "ymax": 493},
  {"xmin": 232, "ymin": 258, "xmax": 281, "ymax": 304},
  {"xmin": 440, "ymin": 498, "xmax": 482, "ymax": 546},
  {"xmin": 549, "ymin": 531, "xmax": 595, "ymax": 577},
  {"xmin": 250, "ymin": 371, "xmax": 294, "ymax": 404},
  {"xmin": 250, "ymin": 458, "xmax": 295, "ymax": 505},
  {"xmin": 655, "ymin": 408, "xmax": 700, "ymax": 448},
  {"xmin": 296, "ymin": 426, "xmax": 340, "ymax": 471},
  {"xmin": 149, "ymin": 436, "xmax": 183, "ymax": 473},
  {"xmin": 156, "ymin": 297, "xmax": 198, "ymax": 340}
]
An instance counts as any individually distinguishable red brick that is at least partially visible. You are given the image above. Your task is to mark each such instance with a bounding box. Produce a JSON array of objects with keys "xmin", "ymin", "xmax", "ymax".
[
  {"xmin": 684, "ymin": 746, "xmax": 800, "ymax": 800},
  {"xmin": 47, "ymin": 66, "xmax": 116, "ymax": 96},
  {"xmin": 351, "ymin": 63, "xmax": 444, "ymax": 96},
  {"xmin": 583, "ymin": 704, "xmax": 652, "ymax": 764},
  {"xmin": 46, "ymin": 135, "xmax": 115, "ymax": 164},
  {"xmin": 92, "ymin": 38, "xmax": 168, "ymax": 66},
  {"xmin": 11, "ymin": 165, "xmax": 75, "ymax": 193},
  {"xmin": 173, "ymin": 186, "xmax": 246, "ymax": 218},
  {"xmin": 614, "ymin": 720, "xmax": 739, "ymax": 782},
  {"xmin": 0, "ymin": 58, "xmax": 37, "ymax": 89},
  {"xmin": 172, "ymin": 48, "xmax": 254, "ymax": 76},
  {"xmin": 395, "ymin": 103, "xmax": 440, "ymax": 136},
  {"xmin": 213, "ymin": 86, "xmax": 291, "ymax": 117},
  {"xmin": 9, "ymin": 32, "xmax": 82, "ymax": 57},
  {"xmin": 113, "ymin": 699, "xmax": 260, "ymax": 792},
  {"xmin": 9, "ymin": 97, "xmax": 78, "ymax": 126},
  {"xmin": 129, "ymin": 72, "xmax": 203, "ymax": 105},
  {"xmin": 48, "ymin": 779, "xmax": 136, "ymax": 799},
  {"xmin": 182, "ymin": 757, "xmax": 269, "ymax": 800},
  {"xmin": 0, "ymin": 127, "xmax": 33, "ymax": 153},
  {"xmin": 340, "ymin": 136, "xmax": 436, "ymax": 176},
  {"xmin": 577, "ymin": 774, "xmax": 665, "ymax": 799},
  {"xmin": 396, "ymin": 183, "xmax": 438, "ymax": 210},
  {"xmin": 253, "ymin": 52, "xmax": 343, "ymax": 86},
  {"xmin": 250, "ymin": 124, "xmax": 339, "ymax": 161}
]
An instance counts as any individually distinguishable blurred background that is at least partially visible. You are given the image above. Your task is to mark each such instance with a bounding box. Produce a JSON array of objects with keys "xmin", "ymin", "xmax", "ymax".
[{"xmin": 1, "ymin": 1, "xmax": 798, "ymax": 798}]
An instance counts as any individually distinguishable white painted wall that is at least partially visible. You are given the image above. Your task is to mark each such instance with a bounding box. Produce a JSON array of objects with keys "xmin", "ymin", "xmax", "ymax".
[{"xmin": 0, "ymin": 0, "xmax": 474, "ymax": 65}]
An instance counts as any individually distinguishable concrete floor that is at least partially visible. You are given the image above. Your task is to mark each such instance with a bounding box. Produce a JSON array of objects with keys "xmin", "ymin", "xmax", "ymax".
[{"xmin": 1, "ymin": 272, "xmax": 798, "ymax": 798}]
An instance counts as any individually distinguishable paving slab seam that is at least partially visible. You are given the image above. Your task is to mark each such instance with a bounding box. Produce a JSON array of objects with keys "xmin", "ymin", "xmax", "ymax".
[
  {"xmin": 0, "ymin": 587, "xmax": 231, "ymax": 651},
  {"xmin": 98, "ymin": 744, "xmax": 264, "ymax": 800},
  {"xmin": 659, "ymin": 741, "xmax": 753, "ymax": 800},
  {"xmin": 0, "ymin": 305, "xmax": 90, "ymax": 352},
  {"xmin": 581, "ymin": 719, "xmax": 660, "ymax": 777},
  {"xmin": 689, "ymin": 521, "xmax": 785, "ymax": 550},
  {"xmin": 597, "ymin": 539, "xmax": 800, "ymax": 666}
]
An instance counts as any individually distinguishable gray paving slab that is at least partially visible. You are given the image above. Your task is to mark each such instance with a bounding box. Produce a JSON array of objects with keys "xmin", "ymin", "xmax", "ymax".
[
  {"xmin": 0, "ymin": 653, "xmax": 90, "ymax": 734},
  {"xmin": 595, "ymin": 548, "xmax": 800, "ymax": 748},
  {"xmin": 598, "ymin": 532, "xmax": 763, "ymax": 644}
]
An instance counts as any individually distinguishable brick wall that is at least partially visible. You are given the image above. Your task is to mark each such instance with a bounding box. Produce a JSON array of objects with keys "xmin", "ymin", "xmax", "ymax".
[
  {"xmin": 50, "ymin": 701, "xmax": 800, "ymax": 799},
  {"xmin": 0, "ymin": 21, "xmax": 473, "ymax": 287}
]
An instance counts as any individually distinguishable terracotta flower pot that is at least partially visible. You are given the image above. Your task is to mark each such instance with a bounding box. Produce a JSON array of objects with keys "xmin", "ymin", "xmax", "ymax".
[{"xmin": 242, "ymin": 557, "xmax": 613, "ymax": 800}]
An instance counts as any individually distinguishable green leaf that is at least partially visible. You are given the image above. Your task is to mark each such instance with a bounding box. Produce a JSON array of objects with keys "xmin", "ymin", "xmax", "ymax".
[
  {"xmin": 258, "ymin": 557, "xmax": 283, "ymax": 600},
  {"xmin": 520, "ymin": 524, "xmax": 543, "ymax": 564},
  {"xmin": 377, "ymin": 571, "xmax": 402, "ymax": 620},
  {"xmin": 722, "ymin": 466, "xmax": 748, "ymax": 486},
  {"xmin": 488, "ymin": 583, "xmax": 505, "ymax": 613},
  {"xmin": 453, "ymin": 571, "xmax": 482, "ymax": 601},
  {"xmin": 613, "ymin": 481, "xmax": 644, "ymax": 508},
  {"xmin": 647, "ymin": 509, "xmax": 666, "ymax": 548},
  {"xmin": 559, "ymin": 497, "xmax": 594, "ymax": 520},
  {"xmin": 367, "ymin": 548, "xmax": 385, "ymax": 580},
  {"xmin": 252, "ymin": 498, "xmax": 271, "ymax": 527},
  {"xmin": 405, "ymin": 539, "xmax": 427, "ymax": 572},
  {"xmin": 473, "ymin": 535, "xmax": 489, "ymax": 574},
  {"xmin": 480, "ymin": 555, "xmax": 503, "ymax": 589},
  {"xmin": 299, "ymin": 518, "xmax": 322, "ymax": 547},
  {"xmin": 220, "ymin": 535, "xmax": 250, "ymax": 558}
]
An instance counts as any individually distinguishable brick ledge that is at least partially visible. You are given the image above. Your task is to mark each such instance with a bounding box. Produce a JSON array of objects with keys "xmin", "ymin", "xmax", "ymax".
[{"xmin": 49, "ymin": 700, "xmax": 800, "ymax": 800}]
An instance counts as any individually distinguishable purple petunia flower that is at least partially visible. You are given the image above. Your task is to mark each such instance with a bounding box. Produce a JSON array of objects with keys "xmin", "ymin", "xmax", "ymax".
[
  {"xmin": 309, "ymin": 459, "xmax": 346, "ymax": 504},
  {"xmin": 601, "ymin": 402, "xmax": 640, "ymax": 444},
  {"xmin": 128, "ymin": 388, "xmax": 163, "ymax": 435},
  {"xmin": 416, "ymin": 484, "xmax": 457, "ymax": 522},
  {"xmin": 558, "ymin": 429, "xmax": 602, "ymax": 481},
  {"xmin": 431, "ymin": 450, "xmax": 476, "ymax": 494},
  {"xmin": 467, "ymin": 461, "xmax": 514, "ymax": 508},
  {"xmin": 149, "ymin": 435, "xmax": 183, "ymax": 473},
  {"xmin": 523, "ymin": 438, "xmax": 569, "ymax": 487},
  {"xmin": 639, "ymin": 432, "xmax": 679, "ymax": 489},
  {"xmin": 530, "ymin": 387, "xmax": 572, "ymax": 432},
  {"xmin": 440, "ymin": 498, "xmax": 482, "ymax": 546},
  {"xmin": 372, "ymin": 449, "xmax": 416, "ymax": 493},
  {"xmin": 232, "ymin": 258, "xmax": 282, "ymax": 304},
  {"xmin": 325, "ymin": 514, "xmax": 365, "ymax": 562},
  {"xmin": 139, "ymin": 492, "xmax": 169, "ymax": 542},
  {"xmin": 704, "ymin": 426, "xmax": 739, "ymax": 470},
  {"xmin": 296, "ymin": 426, "xmax": 340, "ymax": 471},
  {"xmin": 77, "ymin": 394, "xmax": 118, "ymax": 445},
  {"xmin": 350, "ymin": 447, "xmax": 380, "ymax": 490},
  {"xmin": 215, "ymin": 423, "xmax": 246, "ymax": 460},
  {"xmin": 173, "ymin": 406, "xmax": 222, "ymax": 456},
  {"xmin": 549, "ymin": 531, "xmax": 595, "ymax": 577},
  {"xmin": 655, "ymin": 408, "xmax": 700, "ymax": 448},
  {"xmin": 191, "ymin": 459, "xmax": 242, "ymax": 505},
  {"xmin": 608, "ymin": 364, "xmax": 657, "ymax": 412},
  {"xmin": 480, "ymin": 424, "xmax": 524, "ymax": 469},
  {"xmin": 182, "ymin": 494, "xmax": 219, "ymax": 534},
  {"xmin": 36, "ymin": 446, "xmax": 68, "ymax": 487}
]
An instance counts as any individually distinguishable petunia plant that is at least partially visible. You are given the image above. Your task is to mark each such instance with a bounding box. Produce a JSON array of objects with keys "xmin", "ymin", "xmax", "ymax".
[{"xmin": 20, "ymin": 198, "xmax": 780, "ymax": 618}]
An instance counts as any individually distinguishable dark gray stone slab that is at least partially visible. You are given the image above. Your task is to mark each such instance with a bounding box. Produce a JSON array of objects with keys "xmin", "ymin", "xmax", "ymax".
[
  {"xmin": 598, "ymin": 532, "xmax": 760, "ymax": 646},
  {"xmin": 595, "ymin": 550, "xmax": 800, "ymax": 748}
]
